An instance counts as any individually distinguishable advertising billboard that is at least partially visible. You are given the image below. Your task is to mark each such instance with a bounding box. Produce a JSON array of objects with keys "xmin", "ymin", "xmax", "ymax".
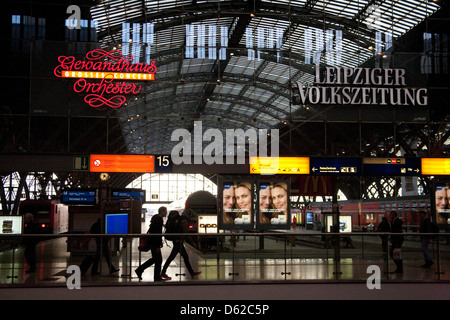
[
  {"xmin": 256, "ymin": 181, "xmax": 290, "ymax": 230},
  {"xmin": 0, "ymin": 216, "xmax": 23, "ymax": 234},
  {"xmin": 433, "ymin": 179, "xmax": 450, "ymax": 226},
  {"xmin": 219, "ymin": 181, "xmax": 253, "ymax": 230}
]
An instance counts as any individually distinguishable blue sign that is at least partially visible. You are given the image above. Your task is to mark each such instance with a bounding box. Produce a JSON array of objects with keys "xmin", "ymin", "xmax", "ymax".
[
  {"xmin": 61, "ymin": 189, "xmax": 97, "ymax": 204},
  {"xmin": 112, "ymin": 189, "xmax": 145, "ymax": 202},
  {"xmin": 362, "ymin": 158, "xmax": 421, "ymax": 175},
  {"xmin": 310, "ymin": 157, "xmax": 362, "ymax": 175},
  {"xmin": 155, "ymin": 155, "xmax": 172, "ymax": 173}
]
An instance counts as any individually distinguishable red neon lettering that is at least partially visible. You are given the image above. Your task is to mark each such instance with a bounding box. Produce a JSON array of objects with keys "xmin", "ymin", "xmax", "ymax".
[
  {"xmin": 55, "ymin": 49, "xmax": 155, "ymax": 108},
  {"xmin": 73, "ymin": 74, "xmax": 142, "ymax": 108}
]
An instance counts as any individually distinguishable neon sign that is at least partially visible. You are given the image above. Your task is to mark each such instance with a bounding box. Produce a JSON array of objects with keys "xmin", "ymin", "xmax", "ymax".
[{"xmin": 54, "ymin": 49, "xmax": 156, "ymax": 108}]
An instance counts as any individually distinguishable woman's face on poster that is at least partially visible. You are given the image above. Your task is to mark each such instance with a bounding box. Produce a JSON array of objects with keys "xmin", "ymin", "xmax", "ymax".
[
  {"xmin": 223, "ymin": 187, "xmax": 235, "ymax": 210},
  {"xmin": 436, "ymin": 188, "xmax": 448, "ymax": 209},
  {"xmin": 259, "ymin": 187, "xmax": 272, "ymax": 210},
  {"xmin": 271, "ymin": 186, "xmax": 287, "ymax": 211},
  {"xmin": 235, "ymin": 186, "xmax": 251, "ymax": 210}
]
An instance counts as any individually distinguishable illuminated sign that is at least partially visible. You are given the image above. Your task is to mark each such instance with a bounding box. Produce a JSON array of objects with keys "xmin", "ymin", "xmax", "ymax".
[
  {"xmin": 54, "ymin": 49, "xmax": 156, "ymax": 108},
  {"xmin": 61, "ymin": 189, "xmax": 97, "ymax": 204},
  {"xmin": 90, "ymin": 154, "xmax": 155, "ymax": 173},
  {"xmin": 363, "ymin": 158, "xmax": 421, "ymax": 176},
  {"xmin": 0, "ymin": 216, "xmax": 23, "ymax": 234},
  {"xmin": 61, "ymin": 71, "xmax": 154, "ymax": 81},
  {"xmin": 111, "ymin": 189, "xmax": 145, "ymax": 202},
  {"xmin": 422, "ymin": 158, "xmax": 450, "ymax": 175},
  {"xmin": 310, "ymin": 157, "xmax": 361, "ymax": 174},
  {"xmin": 155, "ymin": 155, "xmax": 173, "ymax": 173},
  {"xmin": 299, "ymin": 176, "xmax": 332, "ymax": 196},
  {"xmin": 250, "ymin": 157, "xmax": 310, "ymax": 175},
  {"xmin": 363, "ymin": 158, "xmax": 421, "ymax": 175}
]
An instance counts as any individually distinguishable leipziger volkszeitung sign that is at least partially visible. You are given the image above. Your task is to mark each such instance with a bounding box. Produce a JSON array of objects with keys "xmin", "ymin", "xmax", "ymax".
[{"xmin": 297, "ymin": 65, "xmax": 428, "ymax": 106}]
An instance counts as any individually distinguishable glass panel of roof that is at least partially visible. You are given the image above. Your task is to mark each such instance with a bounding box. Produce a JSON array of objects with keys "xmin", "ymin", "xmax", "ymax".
[{"xmin": 224, "ymin": 56, "xmax": 264, "ymax": 76}]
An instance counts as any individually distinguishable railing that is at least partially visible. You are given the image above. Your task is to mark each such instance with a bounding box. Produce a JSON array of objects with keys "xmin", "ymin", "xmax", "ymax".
[{"xmin": 0, "ymin": 231, "xmax": 448, "ymax": 287}]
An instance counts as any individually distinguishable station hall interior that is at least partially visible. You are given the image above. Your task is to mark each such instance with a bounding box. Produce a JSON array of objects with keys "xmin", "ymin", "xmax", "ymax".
[{"xmin": 0, "ymin": 0, "xmax": 450, "ymax": 300}]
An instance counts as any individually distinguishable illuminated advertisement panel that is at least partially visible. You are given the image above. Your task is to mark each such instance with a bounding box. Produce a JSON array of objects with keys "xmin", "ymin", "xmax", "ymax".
[
  {"xmin": 325, "ymin": 214, "xmax": 352, "ymax": 233},
  {"xmin": 0, "ymin": 216, "xmax": 23, "ymax": 234},
  {"xmin": 432, "ymin": 179, "xmax": 450, "ymax": 226},
  {"xmin": 256, "ymin": 181, "xmax": 290, "ymax": 230},
  {"xmin": 218, "ymin": 181, "xmax": 253, "ymax": 230}
]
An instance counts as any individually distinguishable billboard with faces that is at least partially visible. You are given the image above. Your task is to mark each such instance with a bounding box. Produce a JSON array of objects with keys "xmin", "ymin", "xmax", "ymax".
[
  {"xmin": 432, "ymin": 179, "xmax": 450, "ymax": 226},
  {"xmin": 219, "ymin": 181, "xmax": 254, "ymax": 230},
  {"xmin": 257, "ymin": 181, "xmax": 291, "ymax": 230}
]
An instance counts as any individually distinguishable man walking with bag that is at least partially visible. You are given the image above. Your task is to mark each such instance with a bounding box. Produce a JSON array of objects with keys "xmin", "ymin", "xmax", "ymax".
[{"xmin": 135, "ymin": 206, "xmax": 167, "ymax": 281}]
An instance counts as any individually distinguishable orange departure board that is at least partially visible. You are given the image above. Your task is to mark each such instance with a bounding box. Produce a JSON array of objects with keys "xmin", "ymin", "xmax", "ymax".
[
  {"xmin": 421, "ymin": 158, "xmax": 450, "ymax": 175},
  {"xmin": 90, "ymin": 154, "xmax": 155, "ymax": 173}
]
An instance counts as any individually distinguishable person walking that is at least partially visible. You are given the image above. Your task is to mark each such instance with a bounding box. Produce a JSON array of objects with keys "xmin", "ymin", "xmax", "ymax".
[
  {"xmin": 389, "ymin": 211, "xmax": 404, "ymax": 273},
  {"xmin": 135, "ymin": 206, "xmax": 167, "ymax": 281},
  {"xmin": 160, "ymin": 209, "xmax": 201, "ymax": 280},
  {"xmin": 23, "ymin": 213, "xmax": 38, "ymax": 273},
  {"xmin": 378, "ymin": 216, "xmax": 391, "ymax": 255},
  {"xmin": 419, "ymin": 211, "xmax": 434, "ymax": 268},
  {"xmin": 91, "ymin": 218, "xmax": 119, "ymax": 275}
]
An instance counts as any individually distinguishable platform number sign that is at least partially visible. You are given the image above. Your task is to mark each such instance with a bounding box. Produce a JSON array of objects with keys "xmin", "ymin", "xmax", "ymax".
[{"xmin": 155, "ymin": 155, "xmax": 172, "ymax": 173}]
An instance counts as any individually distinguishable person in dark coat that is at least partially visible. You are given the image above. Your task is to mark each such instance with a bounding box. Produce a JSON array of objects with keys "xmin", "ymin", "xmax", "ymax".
[
  {"xmin": 419, "ymin": 211, "xmax": 434, "ymax": 268},
  {"xmin": 135, "ymin": 206, "xmax": 167, "ymax": 281},
  {"xmin": 23, "ymin": 213, "xmax": 39, "ymax": 273},
  {"xmin": 80, "ymin": 218, "xmax": 119, "ymax": 275},
  {"xmin": 378, "ymin": 216, "xmax": 391, "ymax": 254},
  {"xmin": 91, "ymin": 218, "xmax": 119, "ymax": 275},
  {"xmin": 160, "ymin": 210, "xmax": 201, "ymax": 280},
  {"xmin": 389, "ymin": 211, "xmax": 404, "ymax": 273}
]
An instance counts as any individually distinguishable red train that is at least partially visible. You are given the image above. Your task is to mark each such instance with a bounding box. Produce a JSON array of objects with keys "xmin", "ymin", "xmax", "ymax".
[
  {"xmin": 18, "ymin": 199, "xmax": 69, "ymax": 234},
  {"xmin": 306, "ymin": 195, "xmax": 431, "ymax": 231}
]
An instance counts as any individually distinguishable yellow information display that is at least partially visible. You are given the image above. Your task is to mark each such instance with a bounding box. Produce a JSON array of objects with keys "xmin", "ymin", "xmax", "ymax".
[
  {"xmin": 250, "ymin": 157, "xmax": 310, "ymax": 175},
  {"xmin": 421, "ymin": 158, "xmax": 450, "ymax": 175}
]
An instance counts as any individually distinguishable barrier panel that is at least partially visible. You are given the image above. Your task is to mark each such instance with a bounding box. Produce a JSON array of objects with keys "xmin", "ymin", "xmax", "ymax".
[{"xmin": 0, "ymin": 231, "xmax": 448, "ymax": 287}]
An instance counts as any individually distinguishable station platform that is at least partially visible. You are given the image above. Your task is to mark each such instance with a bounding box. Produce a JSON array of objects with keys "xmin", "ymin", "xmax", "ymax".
[{"xmin": 0, "ymin": 227, "xmax": 448, "ymax": 300}]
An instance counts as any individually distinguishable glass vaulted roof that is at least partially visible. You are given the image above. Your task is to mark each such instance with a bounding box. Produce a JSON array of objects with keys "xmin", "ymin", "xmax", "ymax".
[{"xmin": 89, "ymin": 0, "xmax": 441, "ymax": 155}]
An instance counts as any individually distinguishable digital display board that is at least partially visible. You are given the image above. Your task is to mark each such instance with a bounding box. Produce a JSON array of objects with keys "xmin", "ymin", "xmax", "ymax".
[
  {"xmin": 362, "ymin": 158, "xmax": 421, "ymax": 175},
  {"xmin": 0, "ymin": 216, "xmax": 23, "ymax": 234},
  {"xmin": 219, "ymin": 181, "xmax": 253, "ymax": 230},
  {"xmin": 306, "ymin": 212, "xmax": 314, "ymax": 225},
  {"xmin": 257, "ymin": 181, "xmax": 290, "ymax": 230},
  {"xmin": 90, "ymin": 154, "xmax": 155, "ymax": 173},
  {"xmin": 310, "ymin": 157, "xmax": 361, "ymax": 175},
  {"xmin": 111, "ymin": 189, "xmax": 145, "ymax": 202},
  {"xmin": 422, "ymin": 158, "xmax": 450, "ymax": 175},
  {"xmin": 105, "ymin": 213, "xmax": 129, "ymax": 234},
  {"xmin": 250, "ymin": 157, "xmax": 310, "ymax": 175},
  {"xmin": 61, "ymin": 189, "xmax": 97, "ymax": 204}
]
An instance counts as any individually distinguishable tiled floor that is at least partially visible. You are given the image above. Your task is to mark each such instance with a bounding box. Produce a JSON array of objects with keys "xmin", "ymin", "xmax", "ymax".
[{"xmin": 1, "ymin": 229, "xmax": 448, "ymax": 287}]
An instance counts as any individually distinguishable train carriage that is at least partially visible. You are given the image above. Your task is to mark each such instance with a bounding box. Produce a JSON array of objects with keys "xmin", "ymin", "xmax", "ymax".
[{"xmin": 18, "ymin": 199, "xmax": 69, "ymax": 234}]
